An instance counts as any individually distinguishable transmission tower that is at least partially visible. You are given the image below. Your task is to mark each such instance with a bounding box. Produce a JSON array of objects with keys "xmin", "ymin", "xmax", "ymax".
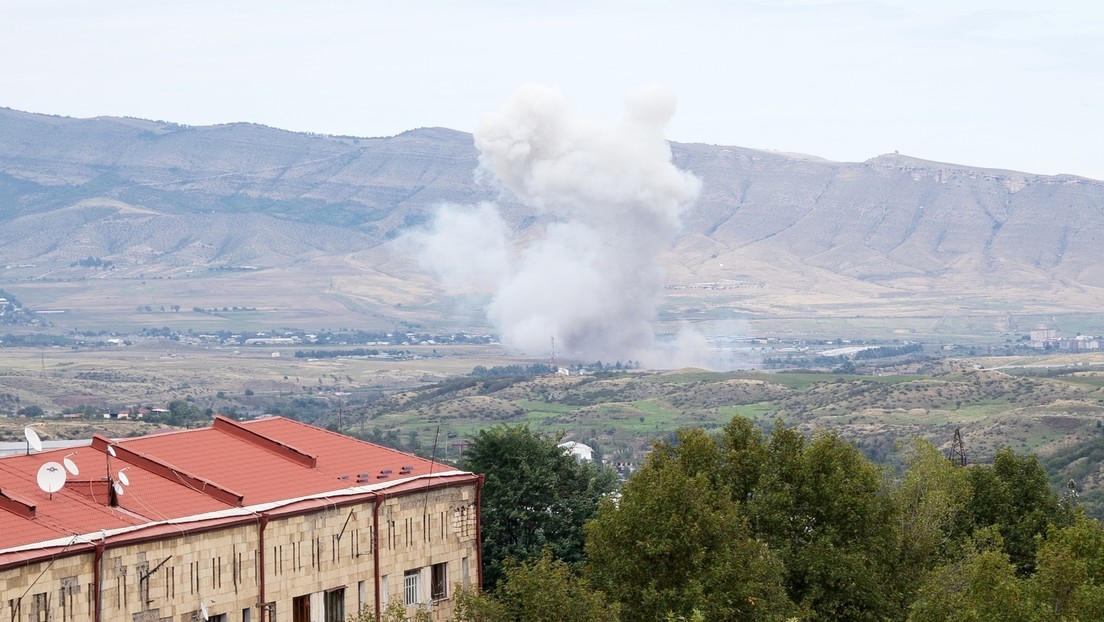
[{"xmin": 948, "ymin": 428, "xmax": 967, "ymax": 467}]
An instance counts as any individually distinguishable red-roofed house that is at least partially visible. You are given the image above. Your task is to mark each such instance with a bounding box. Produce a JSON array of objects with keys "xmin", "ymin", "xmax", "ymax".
[{"xmin": 0, "ymin": 416, "xmax": 482, "ymax": 622}]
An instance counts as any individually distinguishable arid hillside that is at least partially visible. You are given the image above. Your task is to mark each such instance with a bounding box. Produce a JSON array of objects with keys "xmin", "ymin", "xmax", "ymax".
[{"xmin": 1, "ymin": 108, "xmax": 1102, "ymax": 336}]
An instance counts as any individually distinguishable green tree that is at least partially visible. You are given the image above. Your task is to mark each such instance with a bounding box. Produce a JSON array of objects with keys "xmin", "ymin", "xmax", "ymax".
[
  {"xmin": 459, "ymin": 425, "xmax": 617, "ymax": 590},
  {"xmin": 18, "ymin": 405, "xmax": 45, "ymax": 418},
  {"xmin": 1029, "ymin": 514, "xmax": 1104, "ymax": 619},
  {"xmin": 746, "ymin": 423, "xmax": 900, "ymax": 621},
  {"xmin": 717, "ymin": 415, "xmax": 769, "ymax": 503},
  {"xmin": 455, "ymin": 552, "xmax": 619, "ymax": 622},
  {"xmin": 908, "ymin": 528, "xmax": 1046, "ymax": 622},
  {"xmin": 964, "ymin": 447, "xmax": 1068, "ymax": 574},
  {"xmin": 163, "ymin": 399, "xmax": 205, "ymax": 426},
  {"xmin": 586, "ymin": 428, "xmax": 795, "ymax": 622},
  {"xmin": 893, "ymin": 437, "xmax": 973, "ymax": 600}
]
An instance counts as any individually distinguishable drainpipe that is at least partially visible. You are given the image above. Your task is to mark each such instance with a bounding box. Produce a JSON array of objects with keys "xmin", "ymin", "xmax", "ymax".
[
  {"xmin": 93, "ymin": 536, "xmax": 105, "ymax": 622},
  {"xmin": 373, "ymin": 493, "xmax": 384, "ymax": 622},
  {"xmin": 258, "ymin": 513, "xmax": 269, "ymax": 622},
  {"xmin": 475, "ymin": 475, "xmax": 485, "ymax": 590}
]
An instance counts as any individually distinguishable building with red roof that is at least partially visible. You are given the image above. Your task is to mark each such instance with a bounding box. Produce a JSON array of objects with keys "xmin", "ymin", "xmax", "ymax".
[{"xmin": 0, "ymin": 415, "xmax": 483, "ymax": 622}]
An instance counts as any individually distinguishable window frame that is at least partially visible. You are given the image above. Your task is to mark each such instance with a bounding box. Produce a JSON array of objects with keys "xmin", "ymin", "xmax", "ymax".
[
  {"xmin": 324, "ymin": 587, "xmax": 345, "ymax": 622},
  {"xmin": 431, "ymin": 562, "xmax": 448, "ymax": 602},
  {"xmin": 403, "ymin": 569, "xmax": 420, "ymax": 606}
]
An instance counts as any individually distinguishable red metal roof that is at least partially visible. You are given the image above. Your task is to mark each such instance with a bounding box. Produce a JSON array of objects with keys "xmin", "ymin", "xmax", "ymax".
[{"xmin": 0, "ymin": 416, "xmax": 470, "ymax": 556}]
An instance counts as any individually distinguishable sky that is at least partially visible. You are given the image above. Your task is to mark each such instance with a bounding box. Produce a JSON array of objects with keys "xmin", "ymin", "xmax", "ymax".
[{"xmin": 1, "ymin": 0, "xmax": 1101, "ymax": 180}]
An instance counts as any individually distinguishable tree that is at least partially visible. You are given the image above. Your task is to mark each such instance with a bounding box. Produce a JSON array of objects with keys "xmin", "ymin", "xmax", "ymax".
[
  {"xmin": 717, "ymin": 415, "xmax": 769, "ymax": 504},
  {"xmin": 164, "ymin": 399, "xmax": 205, "ymax": 426},
  {"xmin": 586, "ymin": 428, "xmax": 795, "ymax": 622},
  {"xmin": 455, "ymin": 552, "xmax": 619, "ymax": 622},
  {"xmin": 1030, "ymin": 515, "xmax": 1104, "ymax": 619},
  {"xmin": 893, "ymin": 437, "xmax": 973, "ymax": 602},
  {"xmin": 18, "ymin": 405, "xmax": 45, "ymax": 418},
  {"xmin": 909, "ymin": 515, "xmax": 1104, "ymax": 622},
  {"xmin": 458, "ymin": 425, "xmax": 617, "ymax": 590},
  {"xmin": 746, "ymin": 423, "xmax": 900, "ymax": 621},
  {"xmin": 908, "ymin": 528, "xmax": 1047, "ymax": 622},
  {"xmin": 964, "ymin": 447, "xmax": 1069, "ymax": 574}
]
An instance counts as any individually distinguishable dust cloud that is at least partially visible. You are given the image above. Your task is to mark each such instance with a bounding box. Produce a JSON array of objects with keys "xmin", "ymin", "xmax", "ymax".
[{"xmin": 410, "ymin": 84, "xmax": 709, "ymax": 367}]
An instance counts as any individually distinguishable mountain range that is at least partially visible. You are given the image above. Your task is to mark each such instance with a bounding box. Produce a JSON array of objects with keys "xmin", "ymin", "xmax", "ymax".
[{"xmin": 1, "ymin": 106, "xmax": 1102, "ymax": 339}]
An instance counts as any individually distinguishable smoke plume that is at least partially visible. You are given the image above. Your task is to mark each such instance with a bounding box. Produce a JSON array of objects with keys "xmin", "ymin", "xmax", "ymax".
[{"xmin": 414, "ymin": 84, "xmax": 701, "ymax": 364}]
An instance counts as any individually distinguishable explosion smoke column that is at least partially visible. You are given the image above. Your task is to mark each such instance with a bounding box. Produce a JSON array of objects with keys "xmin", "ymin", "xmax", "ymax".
[{"xmin": 414, "ymin": 84, "xmax": 701, "ymax": 364}]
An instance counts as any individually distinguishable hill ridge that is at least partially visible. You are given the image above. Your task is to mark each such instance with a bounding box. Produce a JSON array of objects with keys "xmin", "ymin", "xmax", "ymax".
[{"xmin": 1, "ymin": 107, "xmax": 1102, "ymax": 333}]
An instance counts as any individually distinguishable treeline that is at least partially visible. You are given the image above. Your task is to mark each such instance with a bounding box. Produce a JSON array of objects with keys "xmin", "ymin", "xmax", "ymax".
[
  {"xmin": 854, "ymin": 342, "xmax": 923, "ymax": 359},
  {"xmin": 764, "ymin": 342, "xmax": 925, "ymax": 369},
  {"xmin": 472, "ymin": 363, "xmax": 557, "ymax": 377},
  {"xmin": 294, "ymin": 348, "xmax": 411, "ymax": 359},
  {"xmin": 0, "ymin": 333, "xmax": 73, "ymax": 346},
  {"xmin": 69, "ymin": 256, "xmax": 114, "ymax": 269},
  {"xmin": 471, "ymin": 360, "xmax": 640, "ymax": 377},
  {"xmin": 456, "ymin": 420, "xmax": 1104, "ymax": 622}
]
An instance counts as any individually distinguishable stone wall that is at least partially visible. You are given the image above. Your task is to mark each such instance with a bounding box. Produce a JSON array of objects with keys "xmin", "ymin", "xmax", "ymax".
[{"xmin": 0, "ymin": 480, "xmax": 479, "ymax": 622}]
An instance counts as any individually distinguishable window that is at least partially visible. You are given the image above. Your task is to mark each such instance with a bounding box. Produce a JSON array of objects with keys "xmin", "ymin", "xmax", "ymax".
[
  {"xmin": 431, "ymin": 562, "xmax": 448, "ymax": 601},
  {"xmin": 32, "ymin": 592, "xmax": 48, "ymax": 621},
  {"xmin": 381, "ymin": 575, "xmax": 389, "ymax": 607},
  {"xmin": 292, "ymin": 595, "xmax": 310, "ymax": 622},
  {"xmin": 462, "ymin": 557, "xmax": 470, "ymax": 590},
  {"xmin": 242, "ymin": 607, "xmax": 251, "ymax": 622},
  {"xmin": 324, "ymin": 588, "xmax": 345, "ymax": 622},
  {"xmin": 403, "ymin": 570, "xmax": 420, "ymax": 606}
]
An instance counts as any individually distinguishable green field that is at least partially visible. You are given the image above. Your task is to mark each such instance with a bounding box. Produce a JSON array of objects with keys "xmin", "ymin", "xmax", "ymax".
[{"xmin": 5, "ymin": 341, "xmax": 1104, "ymax": 513}]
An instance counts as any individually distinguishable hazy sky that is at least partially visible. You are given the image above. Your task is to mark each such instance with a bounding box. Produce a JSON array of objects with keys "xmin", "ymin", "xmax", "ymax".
[{"xmin": 2, "ymin": 0, "xmax": 1101, "ymax": 179}]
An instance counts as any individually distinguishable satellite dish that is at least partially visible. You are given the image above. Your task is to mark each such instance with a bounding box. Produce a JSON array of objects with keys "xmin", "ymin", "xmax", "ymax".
[
  {"xmin": 118, "ymin": 469, "xmax": 130, "ymax": 486},
  {"xmin": 113, "ymin": 481, "xmax": 124, "ymax": 496},
  {"xmin": 63, "ymin": 457, "xmax": 79, "ymax": 475},
  {"xmin": 36, "ymin": 462, "xmax": 66, "ymax": 494},
  {"xmin": 200, "ymin": 600, "xmax": 209, "ymax": 621},
  {"xmin": 107, "ymin": 445, "xmax": 116, "ymax": 457},
  {"xmin": 24, "ymin": 427, "xmax": 43, "ymax": 452}
]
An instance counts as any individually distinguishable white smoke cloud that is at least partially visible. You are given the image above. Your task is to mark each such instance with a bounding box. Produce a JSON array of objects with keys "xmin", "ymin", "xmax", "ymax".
[
  {"xmin": 411, "ymin": 84, "xmax": 704, "ymax": 365},
  {"xmin": 405, "ymin": 202, "xmax": 511, "ymax": 290}
]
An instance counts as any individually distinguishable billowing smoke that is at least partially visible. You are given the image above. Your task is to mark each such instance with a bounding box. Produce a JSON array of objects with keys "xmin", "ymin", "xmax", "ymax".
[
  {"xmin": 405, "ymin": 202, "xmax": 511, "ymax": 290},
  {"xmin": 413, "ymin": 84, "xmax": 702, "ymax": 365}
]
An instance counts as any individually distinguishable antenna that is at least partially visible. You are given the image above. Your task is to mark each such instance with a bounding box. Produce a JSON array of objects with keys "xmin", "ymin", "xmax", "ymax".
[
  {"xmin": 113, "ymin": 467, "xmax": 131, "ymax": 497},
  {"xmin": 104, "ymin": 443, "xmax": 124, "ymax": 503},
  {"xmin": 36, "ymin": 462, "xmax": 67, "ymax": 498},
  {"xmin": 200, "ymin": 600, "xmax": 209, "ymax": 621},
  {"xmin": 63, "ymin": 452, "xmax": 79, "ymax": 475},
  {"xmin": 422, "ymin": 423, "xmax": 441, "ymax": 517},
  {"xmin": 24, "ymin": 427, "xmax": 43, "ymax": 454}
]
